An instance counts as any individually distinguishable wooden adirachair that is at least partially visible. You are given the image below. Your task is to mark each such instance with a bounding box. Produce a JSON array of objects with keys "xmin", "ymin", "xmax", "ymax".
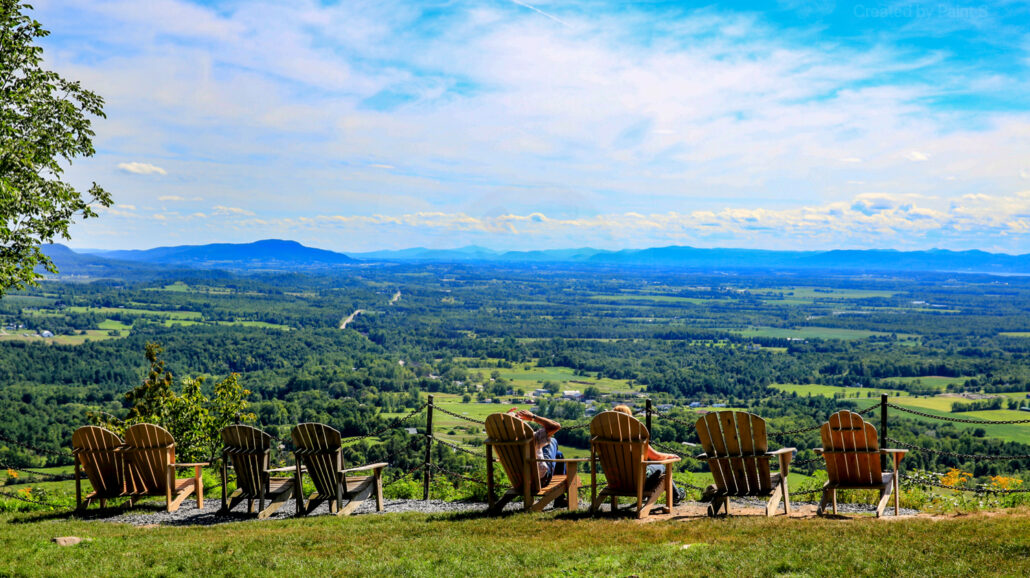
[
  {"xmin": 484, "ymin": 413, "xmax": 585, "ymax": 513},
  {"xmin": 291, "ymin": 423, "xmax": 387, "ymax": 516},
  {"xmin": 219, "ymin": 425, "xmax": 296, "ymax": 519},
  {"xmin": 695, "ymin": 411, "xmax": 794, "ymax": 517},
  {"xmin": 72, "ymin": 426, "xmax": 131, "ymax": 510},
  {"xmin": 589, "ymin": 411, "xmax": 680, "ymax": 518},
  {"xmin": 815, "ymin": 410, "xmax": 907, "ymax": 517},
  {"xmin": 122, "ymin": 423, "xmax": 207, "ymax": 512}
]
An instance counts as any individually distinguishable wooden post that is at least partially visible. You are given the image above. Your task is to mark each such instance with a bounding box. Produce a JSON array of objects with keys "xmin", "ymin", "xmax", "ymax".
[
  {"xmin": 423, "ymin": 394, "xmax": 434, "ymax": 501},
  {"xmin": 880, "ymin": 393, "xmax": 889, "ymax": 470},
  {"xmin": 645, "ymin": 399, "xmax": 652, "ymax": 432}
]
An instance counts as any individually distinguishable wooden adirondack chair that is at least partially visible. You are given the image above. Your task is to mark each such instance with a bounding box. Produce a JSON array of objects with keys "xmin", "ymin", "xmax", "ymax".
[
  {"xmin": 589, "ymin": 411, "xmax": 680, "ymax": 518},
  {"xmin": 220, "ymin": 425, "xmax": 296, "ymax": 519},
  {"xmin": 484, "ymin": 413, "xmax": 585, "ymax": 513},
  {"xmin": 814, "ymin": 410, "xmax": 907, "ymax": 517},
  {"xmin": 122, "ymin": 423, "xmax": 207, "ymax": 512},
  {"xmin": 72, "ymin": 426, "xmax": 131, "ymax": 510},
  {"xmin": 695, "ymin": 411, "xmax": 794, "ymax": 517},
  {"xmin": 291, "ymin": 423, "xmax": 387, "ymax": 516}
]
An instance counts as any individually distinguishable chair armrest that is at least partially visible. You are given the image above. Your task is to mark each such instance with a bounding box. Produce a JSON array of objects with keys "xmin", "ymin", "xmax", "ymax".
[
  {"xmin": 173, "ymin": 462, "xmax": 210, "ymax": 468},
  {"xmin": 267, "ymin": 466, "xmax": 301, "ymax": 473},
  {"xmin": 813, "ymin": 448, "xmax": 824, "ymax": 455},
  {"xmin": 340, "ymin": 462, "xmax": 389, "ymax": 474},
  {"xmin": 767, "ymin": 447, "xmax": 795, "ymax": 456},
  {"xmin": 881, "ymin": 448, "xmax": 908, "ymax": 454},
  {"xmin": 642, "ymin": 457, "xmax": 680, "ymax": 465},
  {"xmin": 531, "ymin": 458, "xmax": 589, "ymax": 464},
  {"xmin": 695, "ymin": 452, "xmax": 708, "ymax": 460}
]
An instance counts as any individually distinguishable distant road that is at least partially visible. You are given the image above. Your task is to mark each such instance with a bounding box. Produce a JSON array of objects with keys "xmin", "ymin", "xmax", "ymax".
[
  {"xmin": 340, "ymin": 309, "xmax": 364, "ymax": 329},
  {"xmin": 390, "ymin": 290, "xmax": 401, "ymax": 304}
]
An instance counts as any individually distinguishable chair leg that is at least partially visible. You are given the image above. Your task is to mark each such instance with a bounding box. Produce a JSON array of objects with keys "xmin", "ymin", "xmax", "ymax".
[
  {"xmin": 876, "ymin": 485, "xmax": 892, "ymax": 518},
  {"xmin": 831, "ymin": 489, "xmax": 837, "ymax": 515}
]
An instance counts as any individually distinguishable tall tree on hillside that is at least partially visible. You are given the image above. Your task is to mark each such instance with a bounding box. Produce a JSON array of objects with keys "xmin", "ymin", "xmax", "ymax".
[{"xmin": 0, "ymin": 0, "xmax": 110, "ymax": 296}]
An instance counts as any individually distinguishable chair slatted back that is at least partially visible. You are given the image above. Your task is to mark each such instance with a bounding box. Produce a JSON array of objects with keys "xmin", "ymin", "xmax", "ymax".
[
  {"xmin": 124, "ymin": 423, "xmax": 176, "ymax": 494},
  {"xmin": 71, "ymin": 426, "xmax": 124, "ymax": 497},
  {"xmin": 695, "ymin": 411, "xmax": 773, "ymax": 496},
  {"xmin": 485, "ymin": 413, "xmax": 540, "ymax": 494},
  {"xmin": 221, "ymin": 425, "xmax": 272, "ymax": 498},
  {"xmin": 292, "ymin": 423, "xmax": 343, "ymax": 498},
  {"xmin": 821, "ymin": 410, "xmax": 882, "ymax": 486},
  {"xmin": 590, "ymin": 411, "xmax": 649, "ymax": 493}
]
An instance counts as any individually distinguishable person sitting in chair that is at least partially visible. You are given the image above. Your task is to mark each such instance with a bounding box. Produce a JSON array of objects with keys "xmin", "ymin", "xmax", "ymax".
[
  {"xmin": 508, "ymin": 409, "xmax": 565, "ymax": 486},
  {"xmin": 611, "ymin": 404, "xmax": 686, "ymax": 505}
]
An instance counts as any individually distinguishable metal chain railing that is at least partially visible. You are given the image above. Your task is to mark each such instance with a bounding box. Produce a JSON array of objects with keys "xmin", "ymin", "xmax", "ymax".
[
  {"xmin": 885, "ymin": 437, "xmax": 1030, "ymax": 461},
  {"xmin": 0, "ymin": 431, "xmax": 71, "ymax": 458},
  {"xmin": 901, "ymin": 472, "xmax": 1030, "ymax": 494},
  {"xmin": 1, "ymin": 463, "xmax": 71, "ymax": 479},
  {"xmin": 384, "ymin": 463, "xmax": 425, "ymax": 488},
  {"xmin": 432, "ymin": 436, "xmax": 487, "ymax": 459},
  {"xmin": 430, "ymin": 404, "xmax": 485, "ymax": 425},
  {"xmin": 428, "ymin": 463, "xmax": 489, "ymax": 486},
  {"xmin": 888, "ymin": 403, "xmax": 1030, "ymax": 425},
  {"xmin": 0, "ymin": 489, "xmax": 61, "ymax": 507},
  {"xmin": 343, "ymin": 403, "xmax": 429, "ymax": 443}
]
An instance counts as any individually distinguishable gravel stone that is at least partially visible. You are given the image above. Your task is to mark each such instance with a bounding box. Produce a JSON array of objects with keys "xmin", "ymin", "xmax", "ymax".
[{"xmin": 75, "ymin": 497, "xmax": 918, "ymax": 527}]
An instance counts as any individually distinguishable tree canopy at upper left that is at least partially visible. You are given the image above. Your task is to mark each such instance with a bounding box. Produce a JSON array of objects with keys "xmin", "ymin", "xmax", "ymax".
[{"xmin": 0, "ymin": 0, "xmax": 111, "ymax": 296}]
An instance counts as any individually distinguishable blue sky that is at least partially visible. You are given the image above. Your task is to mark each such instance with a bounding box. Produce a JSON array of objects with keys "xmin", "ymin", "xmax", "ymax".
[{"xmin": 35, "ymin": 0, "xmax": 1030, "ymax": 252}]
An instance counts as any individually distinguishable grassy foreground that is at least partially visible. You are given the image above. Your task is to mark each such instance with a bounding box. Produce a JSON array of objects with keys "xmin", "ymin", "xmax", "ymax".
[{"xmin": 2, "ymin": 509, "xmax": 1030, "ymax": 576}]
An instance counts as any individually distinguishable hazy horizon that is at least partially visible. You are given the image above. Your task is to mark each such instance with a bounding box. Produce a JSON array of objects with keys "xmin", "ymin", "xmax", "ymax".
[{"xmin": 37, "ymin": 1, "xmax": 1030, "ymax": 253}]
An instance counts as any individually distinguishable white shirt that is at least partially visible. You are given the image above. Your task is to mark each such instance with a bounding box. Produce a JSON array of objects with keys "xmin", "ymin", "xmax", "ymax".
[{"xmin": 533, "ymin": 427, "xmax": 550, "ymax": 480}]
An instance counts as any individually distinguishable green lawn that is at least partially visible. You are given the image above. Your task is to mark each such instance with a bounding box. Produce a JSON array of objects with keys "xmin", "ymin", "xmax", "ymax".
[
  {"xmin": 889, "ymin": 376, "xmax": 969, "ymax": 388},
  {"xmin": 1000, "ymin": 332, "xmax": 1030, "ymax": 338},
  {"xmin": 891, "ymin": 397, "xmax": 1030, "ymax": 444},
  {"xmin": 65, "ymin": 306, "xmax": 202, "ymax": 319},
  {"xmin": 1, "ymin": 508, "xmax": 1028, "ymax": 575},
  {"xmin": 463, "ymin": 363, "xmax": 637, "ymax": 395}
]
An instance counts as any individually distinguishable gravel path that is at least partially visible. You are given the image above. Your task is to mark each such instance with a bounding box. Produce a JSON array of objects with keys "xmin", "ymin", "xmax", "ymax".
[{"xmin": 78, "ymin": 497, "xmax": 918, "ymax": 527}]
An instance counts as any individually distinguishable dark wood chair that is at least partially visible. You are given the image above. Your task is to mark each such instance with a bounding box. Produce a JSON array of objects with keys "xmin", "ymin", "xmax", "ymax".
[
  {"xmin": 815, "ymin": 410, "xmax": 907, "ymax": 517},
  {"xmin": 484, "ymin": 413, "xmax": 585, "ymax": 513},
  {"xmin": 291, "ymin": 422, "xmax": 386, "ymax": 516},
  {"xmin": 695, "ymin": 411, "xmax": 794, "ymax": 516},
  {"xmin": 219, "ymin": 425, "xmax": 295, "ymax": 519},
  {"xmin": 589, "ymin": 411, "xmax": 679, "ymax": 518},
  {"xmin": 72, "ymin": 426, "xmax": 131, "ymax": 510}
]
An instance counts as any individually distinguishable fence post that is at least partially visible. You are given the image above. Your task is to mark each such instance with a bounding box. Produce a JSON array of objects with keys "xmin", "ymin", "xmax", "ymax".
[
  {"xmin": 645, "ymin": 398, "xmax": 652, "ymax": 432},
  {"xmin": 423, "ymin": 394, "xmax": 434, "ymax": 501},
  {"xmin": 880, "ymin": 393, "xmax": 888, "ymax": 470}
]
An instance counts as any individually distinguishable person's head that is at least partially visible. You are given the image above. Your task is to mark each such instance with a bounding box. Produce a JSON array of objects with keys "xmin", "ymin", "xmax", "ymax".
[{"xmin": 612, "ymin": 404, "xmax": 633, "ymax": 416}]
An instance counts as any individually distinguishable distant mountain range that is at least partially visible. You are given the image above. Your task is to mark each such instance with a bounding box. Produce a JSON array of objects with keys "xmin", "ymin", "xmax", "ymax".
[
  {"xmin": 42, "ymin": 239, "xmax": 1030, "ymax": 276},
  {"xmin": 81, "ymin": 239, "xmax": 358, "ymax": 269}
]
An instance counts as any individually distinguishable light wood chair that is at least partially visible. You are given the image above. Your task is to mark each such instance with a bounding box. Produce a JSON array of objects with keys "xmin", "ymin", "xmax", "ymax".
[
  {"xmin": 484, "ymin": 413, "xmax": 585, "ymax": 513},
  {"xmin": 291, "ymin": 422, "xmax": 387, "ymax": 516},
  {"xmin": 71, "ymin": 426, "xmax": 131, "ymax": 510},
  {"xmin": 219, "ymin": 425, "xmax": 295, "ymax": 519},
  {"xmin": 123, "ymin": 423, "xmax": 207, "ymax": 512},
  {"xmin": 589, "ymin": 411, "xmax": 680, "ymax": 518},
  {"xmin": 695, "ymin": 411, "xmax": 794, "ymax": 517},
  {"xmin": 815, "ymin": 410, "xmax": 907, "ymax": 517}
]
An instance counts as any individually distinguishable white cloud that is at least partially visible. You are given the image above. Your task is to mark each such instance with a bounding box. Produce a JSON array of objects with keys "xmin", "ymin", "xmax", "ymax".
[
  {"xmin": 117, "ymin": 162, "xmax": 167, "ymax": 175},
  {"xmin": 904, "ymin": 151, "xmax": 930, "ymax": 162},
  {"xmin": 158, "ymin": 195, "xmax": 185, "ymax": 201},
  {"xmin": 213, "ymin": 205, "xmax": 256, "ymax": 216}
]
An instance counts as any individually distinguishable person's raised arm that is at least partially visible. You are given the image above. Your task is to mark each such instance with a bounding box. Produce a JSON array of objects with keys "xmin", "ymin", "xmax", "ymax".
[{"xmin": 514, "ymin": 409, "xmax": 561, "ymax": 435}]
